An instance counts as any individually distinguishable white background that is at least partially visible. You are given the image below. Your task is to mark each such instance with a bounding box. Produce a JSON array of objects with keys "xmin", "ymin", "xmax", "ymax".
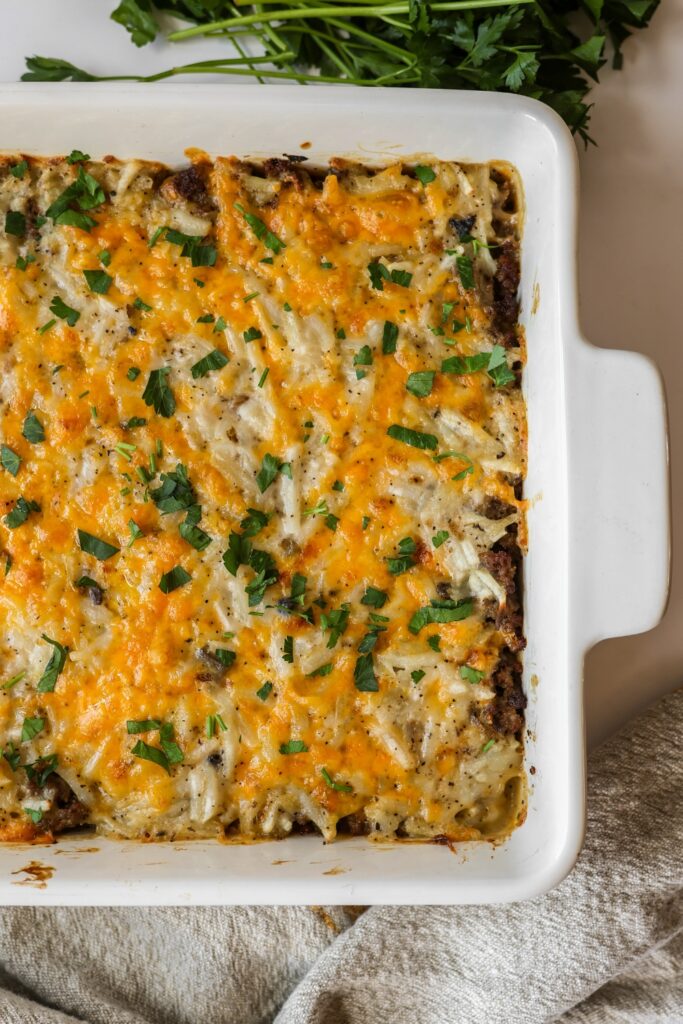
[{"xmin": 2, "ymin": 0, "xmax": 682, "ymax": 746}]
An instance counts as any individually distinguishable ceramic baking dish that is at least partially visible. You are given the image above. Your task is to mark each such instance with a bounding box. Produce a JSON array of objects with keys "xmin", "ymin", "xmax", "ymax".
[{"xmin": 0, "ymin": 83, "xmax": 669, "ymax": 905}]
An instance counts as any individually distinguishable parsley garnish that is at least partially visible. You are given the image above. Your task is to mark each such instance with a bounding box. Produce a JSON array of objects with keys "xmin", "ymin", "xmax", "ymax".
[
  {"xmin": 367, "ymin": 261, "xmax": 412, "ymax": 290},
  {"xmin": 98, "ymin": 249, "xmax": 111, "ymax": 266},
  {"xmin": 282, "ymin": 635, "xmax": 294, "ymax": 663},
  {"xmin": 432, "ymin": 530, "xmax": 449, "ymax": 548},
  {"xmin": 66, "ymin": 149, "xmax": 90, "ymax": 164},
  {"xmin": 279, "ymin": 739, "xmax": 307, "ymax": 755},
  {"xmin": 162, "ymin": 227, "xmax": 217, "ymax": 267},
  {"xmin": 133, "ymin": 297, "xmax": 152, "ymax": 312},
  {"xmin": 361, "ymin": 587, "xmax": 387, "ymax": 609},
  {"xmin": 243, "ymin": 326, "xmax": 262, "ymax": 343},
  {"xmin": 354, "ymin": 652, "xmax": 378, "ymax": 692},
  {"xmin": 240, "ymin": 508, "xmax": 269, "ymax": 536},
  {"xmin": 460, "ymin": 665, "xmax": 486, "ymax": 684},
  {"xmin": 37, "ymin": 634, "xmax": 69, "ymax": 693},
  {"xmin": 127, "ymin": 366, "xmax": 141, "ymax": 381},
  {"xmin": 307, "ymin": 662, "xmax": 333, "ymax": 677},
  {"xmin": 408, "ymin": 597, "xmax": 473, "ymax": 633},
  {"xmin": 127, "ymin": 719, "xmax": 162, "ymax": 734},
  {"xmin": 411, "ymin": 669, "xmax": 426, "ymax": 685},
  {"xmin": 205, "ymin": 713, "xmax": 228, "ymax": 737},
  {"xmin": 4, "ymin": 497, "xmax": 40, "ymax": 529},
  {"xmin": 481, "ymin": 738, "xmax": 496, "ymax": 754},
  {"xmin": 256, "ymin": 680, "xmax": 273, "ymax": 701},
  {"xmin": 83, "ymin": 269, "xmax": 112, "ymax": 294},
  {"xmin": 414, "ymin": 165, "xmax": 436, "ymax": 185},
  {"xmin": 191, "ymin": 348, "xmax": 229, "ymax": 379},
  {"xmin": 131, "ymin": 722, "xmax": 183, "ymax": 773},
  {"xmin": 21, "ymin": 716, "xmax": 44, "ymax": 742},
  {"xmin": 49, "ymin": 295, "xmax": 80, "ymax": 327},
  {"xmin": 386, "ymin": 536, "xmax": 416, "ymax": 575},
  {"xmin": 321, "ymin": 767, "xmax": 352, "ymax": 793},
  {"xmin": 406, "ymin": 370, "xmax": 435, "ymax": 397},
  {"xmin": 179, "ymin": 505, "xmax": 212, "ymax": 551},
  {"xmin": 382, "ymin": 321, "xmax": 398, "ymax": 354},
  {"xmin": 10, "ymin": 160, "xmax": 28, "ymax": 179},
  {"xmin": 159, "ymin": 565, "xmax": 191, "ymax": 593},
  {"xmin": 46, "ymin": 166, "xmax": 105, "ymax": 231},
  {"xmin": 441, "ymin": 344, "xmax": 514, "ymax": 387},
  {"xmin": 256, "ymin": 453, "xmax": 289, "ymax": 493},
  {"xmin": 387, "ymin": 424, "xmax": 438, "ymax": 451},
  {"xmin": 456, "ymin": 254, "xmax": 475, "ymax": 290},
  {"xmin": 234, "ymin": 202, "xmax": 286, "ymax": 255},
  {"xmin": 1, "ymin": 446, "xmax": 21, "ymax": 477},
  {"xmin": 16, "ymin": 253, "xmax": 36, "ymax": 271},
  {"xmin": 257, "ymin": 367, "xmax": 269, "ymax": 388},
  {"xmin": 127, "ymin": 519, "xmax": 144, "ymax": 546},
  {"xmin": 24, "ymin": 808, "xmax": 43, "ymax": 825},
  {"xmin": 321, "ymin": 604, "xmax": 350, "ymax": 648},
  {"xmin": 5, "ymin": 210, "xmax": 26, "ymax": 237},
  {"xmin": 142, "ymin": 367, "xmax": 175, "ymax": 417},
  {"xmin": 22, "ymin": 411, "xmax": 45, "ymax": 443},
  {"xmin": 78, "ymin": 528, "xmax": 119, "ymax": 561}
]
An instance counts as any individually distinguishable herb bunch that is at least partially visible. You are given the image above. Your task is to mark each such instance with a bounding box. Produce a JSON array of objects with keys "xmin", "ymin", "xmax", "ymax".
[{"xmin": 23, "ymin": 0, "xmax": 660, "ymax": 142}]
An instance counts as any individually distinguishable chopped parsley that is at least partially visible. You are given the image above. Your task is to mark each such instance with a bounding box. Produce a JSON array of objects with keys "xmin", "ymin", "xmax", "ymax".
[
  {"xmin": 411, "ymin": 669, "xmax": 426, "ymax": 685},
  {"xmin": 131, "ymin": 722, "xmax": 183, "ymax": 774},
  {"xmin": 240, "ymin": 508, "xmax": 269, "ymax": 536},
  {"xmin": 441, "ymin": 344, "xmax": 514, "ymax": 387},
  {"xmin": 361, "ymin": 587, "xmax": 387, "ymax": 609},
  {"xmin": 127, "ymin": 519, "xmax": 144, "ymax": 546},
  {"xmin": 382, "ymin": 321, "xmax": 398, "ymax": 354},
  {"xmin": 142, "ymin": 367, "xmax": 175, "ymax": 417},
  {"xmin": 4, "ymin": 497, "xmax": 40, "ymax": 529},
  {"xmin": 481, "ymin": 738, "xmax": 496, "ymax": 754},
  {"xmin": 16, "ymin": 253, "xmax": 36, "ymax": 271},
  {"xmin": 354, "ymin": 653, "xmax": 378, "ymax": 692},
  {"xmin": 321, "ymin": 604, "xmax": 350, "ymax": 648},
  {"xmin": 234, "ymin": 202, "xmax": 286, "ymax": 255},
  {"xmin": 243, "ymin": 326, "xmax": 262, "ymax": 343},
  {"xmin": 98, "ymin": 249, "xmax": 111, "ymax": 266},
  {"xmin": 127, "ymin": 366, "xmax": 141, "ymax": 381},
  {"xmin": 256, "ymin": 453, "xmax": 290, "ymax": 493},
  {"xmin": 460, "ymin": 665, "xmax": 486, "ymax": 684},
  {"xmin": 10, "ymin": 160, "xmax": 28, "ymax": 179},
  {"xmin": 279, "ymin": 739, "xmax": 307, "ymax": 755},
  {"xmin": 386, "ymin": 536, "xmax": 417, "ymax": 575},
  {"xmin": 307, "ymin": 662, "xmax": 333, "ymax": 677},
  {"xmin": 414, "ymin": 165, "xmax": 436, "ymax": 185},
  {"xmin": 367, "ymin": 261, "xmax": 412, "ymax": 290},
  {"xmin": 408, "ymin": 597, "xmax": 473, "ymax": 634},
  {"xmin": 257, "ymin": 367, "xmax": 269, "ymax": 388},
  {"xmin": 5, "ymin": 210, "xmax": 26, "ymax": 237},
  {"xmin": 66, "ymin": 149, "xmax": 89, "ymax": 164},
  {"xmin": 432, "ymin": 530, "xmax": 449, "ymax": 548},
  {"xmin": 191, "ymin": 348, "xmax": 229, "ymax": 379},
  {"xmin": 456, "ymin": 254, "xmax": 475, "ymax": 290},
  {"xmin": 21, "ymin": 716, "xmax": 45, "ymax": 742},
  {"xmin": 255, "ymin": 680, "xmax": 273, "ymax": 702},
  {"xmin": 162, "ymin": 227, "xmax": 217, "ymax": 267},
  {"xmin": 49, "ymin": 295, "xmax": 80, "ymax": 327},
  {"xmin": 133, "ymin": 297, "xmax": 152, "ymax": 312},
  {"xmin": 179, "ymin": 506, "xmax": 212, "ymax": 551},
  {"xmin": 159, "ymin": 565, "xmax": 192, "ymax": 593},
  {"xmin": 406, "ymin": 370, "xmax": 435, "ymax": 397},
  {"xmin": 46, "ymin": 166, "xmax": 105, "ymax": 231},
  {"xmin": 0, "ymin": 445, "xmax": 21, "ymax": 477},
  {"xmin": 282, "ymin": 635, "xmax": 294, "ymax": 663},
  {"xmin": 387, "ymin": 424, "xmax": 438, "ymax": 451},
  {"xmin": 36, "ymin": 634, "xmax": 69, "ymax": 693},
  {"xmin": 24, "ymin": 808, "xmax": 43, "ymax": 825},
  {"xmin": 321, "ymin": 767, "xmax": 352, "ymax": 793},
  {"xmin": 83, "ymin": 269, "xmax": 112, "ymax": 294},
  {"xmin": 205, "ymin": 713, "xmax": 228, "ymax": 738},
  {"xmin": 78, "ymin": 528, "xmax": 119, "ymax": 561}
]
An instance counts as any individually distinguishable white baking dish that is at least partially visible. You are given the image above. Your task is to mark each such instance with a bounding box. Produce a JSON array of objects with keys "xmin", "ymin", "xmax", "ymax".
[{"xmin": 0, "ymin": 84, "xmax": 669, "ymax": 905}]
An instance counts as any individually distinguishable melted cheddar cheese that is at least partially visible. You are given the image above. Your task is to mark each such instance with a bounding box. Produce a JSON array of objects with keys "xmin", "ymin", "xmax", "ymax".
[{"xmin": 0, "ymin": 152, "xmax": 526, "ymax": 843}]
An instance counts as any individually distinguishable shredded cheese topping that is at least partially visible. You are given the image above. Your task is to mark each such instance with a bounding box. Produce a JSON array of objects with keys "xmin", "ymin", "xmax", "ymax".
[{"xmin": 0, "ymin": 152, "xmax": 526, "ymax": 843}]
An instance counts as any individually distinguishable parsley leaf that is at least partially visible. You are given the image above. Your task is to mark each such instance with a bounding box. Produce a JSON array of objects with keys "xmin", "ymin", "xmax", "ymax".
[
  {"xmin": 354, "ymin": 652, "xmax": 379, "ymax": 692},
  {"xmin": 240, "ymin": 508, "xmax": 269, "ymax": 537},
  {"xmin": 21, "ymin": 716, "xmax": 45, "ymax": 741},
  {"xmin": 22, "ymin": 411, "xmax": 44, "ymax": 443},
  {"xmin": 408, "ymin": 597, "xmax": 474, "ymax": 633},
  {"xmin": 256, "ymin": 453, "xmax": 289, "ymax": 493},
  {"xmin": 159, "ymin": 565, "xmax": 191, "ymax": 593},
  {"xmin": 406, "ymin": 370, "xmax": 435, "ymax": 397},
  {"xmin": 432, "ymin": 530, "xmax": 449, "ymax": 547},
  {"xmin": 1, "ymin": 445, "xmax": 21, "ymax": 477},
  {"xmin": 387, "ymin": 424, "xmax": 438, "ymax": 451},
  {"xmin": 361, "ymin": 587, "xmax": 387, "ymax": 608},
  {"xmin": 5, "ymin": 210, "xmax": 26, "ymax": 237},
  {"xmin": 49, "ymin": 295, "xmax": 80, "ymax": 327},
  {"xmin": 111, "ymin": 0, "xmax": 159, "ymax": 46},
  {"xmin": 279, "ymin": 739, "xmax": 307, "ymax": 755},
  {"xmin": 414, "ymin": 165, "xmax": 436, "ymax": 185},
  {"xmin": 78, "ymin": 528, "xmax": 119, "ymax": 561},
  {"xmin": 142, "ymin": 367, "xmax": 175, "ymax": 417},
  {"xmin": 191, "ymin": 348, "xmax": 229, "ymax": 379},
  {"xmin": 460, "ymin": 664, "xmax": 486, "ymax": 684},
  {"xmin": 83, "ymin": 269, "xmax": 112, "ymax": 294},
  {"xmin": 37, "ymin": 634, "xmax": 69, "ymax": 692},
  {"xmin": 4, "ymin": 496, "xmax": 40, "ymax": 529},
  {"xmin": 10, "ymin": 160, "xmax": 28, "ymax": 179},
  {"xmin": 256, "ymin": 680, "xmax": 273, "ymax": 701},
  {"xmin": 321, "ymin": 767, "xmax": 352, "ymax": 792},
  {"xmin": 234, "ymin": 202, "xmax": 286, "ymax": 254},
  {"xmin": 386, "ymin": 536, "xmax": 417, "ymax": 575},
  {"xmin": 382, "ymin": 321, "xmax": 399, "ymax": 354}
]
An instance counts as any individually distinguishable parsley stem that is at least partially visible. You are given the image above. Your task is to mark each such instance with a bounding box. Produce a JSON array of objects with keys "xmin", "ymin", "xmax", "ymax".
[{"xmin": 168, "ymin": 0, "xmax": 531, "ymax": 39}]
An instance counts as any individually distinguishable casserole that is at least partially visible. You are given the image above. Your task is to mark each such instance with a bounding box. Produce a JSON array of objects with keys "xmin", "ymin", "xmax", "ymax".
[
  {"xmin": 0, "ymin": 151, "xmax": 528, "ymax": 845},
  {"xmin": 0, "ymin": 83, "xmax": 669, "ymax": 904}
]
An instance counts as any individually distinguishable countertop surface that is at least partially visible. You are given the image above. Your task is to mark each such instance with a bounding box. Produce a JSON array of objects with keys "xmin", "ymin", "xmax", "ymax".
[{"xmin": 2, "ymin": 0, "xmax": 681, "ymax": 747}]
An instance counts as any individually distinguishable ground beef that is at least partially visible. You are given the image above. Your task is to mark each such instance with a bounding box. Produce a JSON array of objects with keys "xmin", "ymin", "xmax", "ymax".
[
  {"xmin": 291, "ymin": 814, "xmax": 321, "ymax": 835},
  {"xmin": 28, "ymin": 773, "xmax": 89, "ymax": 835},
  {"xmin": 449, "ymin": 214, "xmax": 476, "ymax": 240},
  {"xmin": 481, "ymin": 650, "xmax": 527, "ymax": 736},
  {"xmin": 478, "ymin": 495, "xmax": 516, "ymax": 521},
  {"xmin": 336, "ymin": 812, "xmax": 369, "ymax": 836},
  {"xmin": 481, "ymin": 532, "xmax": 526, "ymax": 652},
  {"xmin": 263, "ymin": 158, "xmax": 304, "ymax": 186},
  {"xmin": 492, "ymin": 238, "xmax": 520, "ymax": 347},
  {"xmin": 162, "ymin": 165, "xmax": 213, "ymax": 210}
]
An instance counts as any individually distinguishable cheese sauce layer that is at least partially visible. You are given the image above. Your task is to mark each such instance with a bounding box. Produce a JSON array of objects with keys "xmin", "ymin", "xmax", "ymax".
[{"xmin": 0, "ymin": 152, "xmax": 527, "ymax": 844}]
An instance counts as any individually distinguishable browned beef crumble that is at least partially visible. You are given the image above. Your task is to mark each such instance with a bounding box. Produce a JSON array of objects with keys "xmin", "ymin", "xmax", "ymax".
[
  {"xmin": 27, "ymin": 772, "xmax": 89, "ymax": 834},
  {"xmin": 492, "ymin": 238, "xmax": 520, "ymax": 347},
  {"xmin": 480, "ymin": 650, "xmax": 527, "ymax": 737},
  {"xmin": 161, "ymin": 165, "xmax": 213, "ymax": 211}
]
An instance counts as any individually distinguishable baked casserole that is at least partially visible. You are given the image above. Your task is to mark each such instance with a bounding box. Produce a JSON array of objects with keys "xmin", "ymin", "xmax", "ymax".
[{"xmin": 0, "ymin": 151, "xmax": 526, "ymax": 843}]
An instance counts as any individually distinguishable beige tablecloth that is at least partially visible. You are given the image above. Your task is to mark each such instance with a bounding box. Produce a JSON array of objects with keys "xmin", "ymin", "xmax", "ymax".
[{"xmin": 0, "ymin": 690, "xmax": 681, "ymax": 1023}]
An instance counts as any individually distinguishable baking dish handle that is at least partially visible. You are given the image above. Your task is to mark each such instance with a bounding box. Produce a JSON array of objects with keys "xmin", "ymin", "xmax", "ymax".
[{"xmin": 567, "ymin": 339, "xmax": 670, "ymax": 650}]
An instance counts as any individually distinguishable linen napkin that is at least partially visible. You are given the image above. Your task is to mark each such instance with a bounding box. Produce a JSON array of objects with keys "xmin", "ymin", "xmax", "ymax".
[{"xmin": 0, "ymin": 689, "xmax": 681, "ymax": 1024}]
